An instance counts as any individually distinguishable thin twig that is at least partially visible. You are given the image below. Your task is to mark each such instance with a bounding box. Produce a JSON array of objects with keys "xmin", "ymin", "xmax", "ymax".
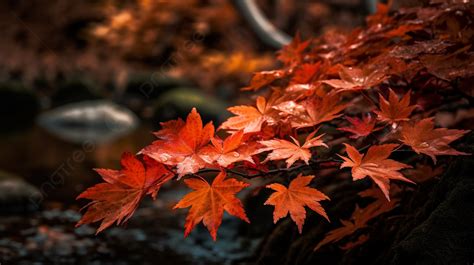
[{"xmin": 196, "ymin": 158, "xmax": 341, "ymax": 179}]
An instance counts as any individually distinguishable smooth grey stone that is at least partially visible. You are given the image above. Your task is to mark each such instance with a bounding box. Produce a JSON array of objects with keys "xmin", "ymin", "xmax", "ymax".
[
  {"xmin": 37, "ymin": 100, "xmax": 139, "ymax": 144},
  {"xmin": 0, "ymin": 171, "xmax": 42, "ymax": 214}
]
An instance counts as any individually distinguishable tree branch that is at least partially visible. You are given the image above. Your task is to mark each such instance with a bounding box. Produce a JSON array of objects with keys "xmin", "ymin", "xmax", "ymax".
[{"xmin": 196, "ymin": 158, "xmax": 341, "ymax": 179}]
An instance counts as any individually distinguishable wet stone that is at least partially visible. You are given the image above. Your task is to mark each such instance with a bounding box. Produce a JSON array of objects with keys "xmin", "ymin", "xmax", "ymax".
[
  {"xmin": 74, "ymin": 225, "xmax": 96, "ymax": 237},
  {"xmin": 0, "ymin": 171, "xmax": 42, "ymax": 214},
  {"xmin": 37, "ymin": 100, "xmax": 139, "ymax": 144},
  {"xmin": 106, "ymin": 228, "xmax": 148, "ymax": 242},
  {"xmin": 42, "ymin": 209, "xmax": 81, "ymax": 222}
]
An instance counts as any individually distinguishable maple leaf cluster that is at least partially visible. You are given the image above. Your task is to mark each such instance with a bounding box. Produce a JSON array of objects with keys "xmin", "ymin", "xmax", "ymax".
[{"xmin": 77, "ymin": 1, "xmax": 472, "ymax": 251}]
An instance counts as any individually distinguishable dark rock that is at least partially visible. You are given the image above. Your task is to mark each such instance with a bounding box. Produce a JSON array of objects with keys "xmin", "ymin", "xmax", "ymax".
[
  {"xmin": 37, "ymin": 100, "xmax": 139, "ymax": 144},
  {"xmin": 0, "ymin": 171, "xmax": 42, "ymax": 214}
]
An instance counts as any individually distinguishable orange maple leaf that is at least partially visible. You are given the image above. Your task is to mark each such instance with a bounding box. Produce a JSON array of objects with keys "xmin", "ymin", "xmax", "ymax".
[
  {"xmin": 321, "ymin": 65, "xmax": 387, "ymax": 93},
  {"xmin": 400, "ymin": 118, "xmax": 470, "ymax": 163},
  {"xmin": 173, "ymin": 171, "xmax": 249, "ymax": 240},
  {"xmin": 242, "ymin": 70, "xmax": 286, "ymax": 91},
  {"xmin": 76, "ymin": 152, "xmax": 173, "ymax": 234},
  {"xmin": 200, "ymin": 130, "xmax": 256, "ymax": 167},
  {"xmin": 265, "ymin": 174, "xmax": 329, "ymax": 233},
  {"xmin": 153, "ymin": 118, "xmax": 185, "ymax": 140},
  {"xmin": 339, "ymin": 144, "xmax": 414, "ymax": 200},
  {"xmin": 374, "ymin": 89, "xmax": 417, "ymax": 125},
  {"xmin": 338, "ymin": 114, "xmax": 382, "ymax": 139},
  {"xmin": 141, "ymin": 108, "xmax": 214, "ymax": 177},
  {"xmin": 220, "ymin": 96, "xmax": 277, "ymax": 133},
  {"xmin": 291, "ymin": 95, "xmax": 347, "ymax": 128},
  {"xmin": 257, "ymin": 131, "xmax": 327, "ymax": 168},
  {"xmin": 277, "ymin": 33, "xmax": 311, "ymax": 66}
]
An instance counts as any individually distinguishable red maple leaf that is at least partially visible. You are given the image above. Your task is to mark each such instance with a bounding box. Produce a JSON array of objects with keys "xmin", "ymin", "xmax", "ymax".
[
  {"xmin": 321, "ymin": 65, "xmax": 387, "ymax": 93},
  {"xmin": 277, "ymin": 33, "xmax": 311, "ymax": 66},
  {"xmin": 76, "ymin": 152, "xmax": 173, "ymax": 233},
  {"xmin": 374, "ymin": 89, "xmax": 417, "ymax": 125},
  {"xmin": 265, "ymin": 174, "xmax": 329, "ymax": 233},
  {"xmin": 339, "ymin": 144, "xmax": 414, "ymax": 200},
  {"xmin": 173, "ymin": 170, "xmax": 249, "ymax": 240},
  {"xmin": 400, "ymin": 118, "xmax": 470, "ymax": 163},
  {"xmin": 291, "ymin": 94, "xmax": 347, "ymax": 128},
  {"xmin": 141, "ymin": 108, "xmax": 214, "ymax": 177},
  {"xmin": 153, "ymin": 119, "xmax": 185, "ymax": 140},
  {"xmin": 338, "ymin": 114, "xmax": 382, "ymax": 139},
  {"xmin": 404, "ymin": 163, "xmax": 445, "ymax": 183},
  {"xmin": 290, "ymin": 62, "xmax": 321, "ymax": 84}
]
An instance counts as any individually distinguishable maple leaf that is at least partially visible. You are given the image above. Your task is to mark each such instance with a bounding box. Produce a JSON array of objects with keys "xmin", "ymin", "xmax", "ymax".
[
  {"xmin": 314, "ymin": 198, "xmax": 398, "ymax": 250},
  {"xmin": 339, "ymin": 144, "xmax": 414, "ymax": 200},
  {"xmin": 420, "ymin": 49, "xmax": 474, "ymax": 81},
  {"xmin": 265, "ymin": 174, "xmax": 329, "ymax": 233},
  {"xmin": 277, "ymin": 33, "xmax": 311, "ymax": 66},
  {"xmin": 173, "ymin": 171, "xmax": 249, "ymax": 240},
  {"xmin": 383, "ymin": 23, "xmax": 424, "ymax": 39},
  {"xmin": 220, "ymin": 96, "xmax": 276, "ymax": 133},
  {"xmin": 340, "ymin": 234, "xmax": 369, "ymax": 250},
  {"xmin": 315, "ymin": 218, "xmax": 360, "ymax": 251},
  {"xmin": 290, "ymin": 62, "xmax": 321, "ymax": 84},
  {"xmin": 285, "ymin": 83, "xmax": 318, "ymax": 94},
  {"xmin": 153, "ymin": 119, "xmax": 185, "ymax": 140},
  {"xmin": 141, "ymin": 108, "xmax": 214, "ymax": 177},
  {"xmin": 338, "ymin": 114, "xmax": 382, "ymax": 139},
  {"xmin": 271, "ymin": 99, "xmax": 306, "ymax": 119},
  {"xmin": 374, "ymin": 89, "xmax": 417, "ymax": 125},
  {"xmin": 257, "ymin": 131, "xmax": 327, "ymax": 168},
  {"xmin": 200, "ymin": 130, "xmax": 257, "ymax": 167},
  {"xmin": 404, "ymin": 163, "xmax": 444, "ymax": 183},
  {"xmin": 242, "ymin": 70, "xmax": 286, "ymax": 91},
  {"xmin": 291, "ymin": 95, "xmax": 347, "ymax": 128},
  {"xmin": 400, "ymin": 118, "xmax": 470, "ymax": 163},
  {"xmin": 321, "ymin": 65, "xmax": 387, "ymax": 93},
  {"xmin": 76, "ymin": 152, "xmax": 173, "ymax": 233}
]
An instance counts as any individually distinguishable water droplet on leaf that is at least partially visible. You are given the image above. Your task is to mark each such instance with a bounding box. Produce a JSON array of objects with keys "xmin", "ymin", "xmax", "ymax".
[{"xmin": 420, "ymin": 142, "xmax": 430, "ymax": 148}]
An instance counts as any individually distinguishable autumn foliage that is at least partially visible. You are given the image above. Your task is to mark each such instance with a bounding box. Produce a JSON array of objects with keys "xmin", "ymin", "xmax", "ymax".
[{"xmin": 77, "ymin": 1, "xmax": 472, "ymax": 251}]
